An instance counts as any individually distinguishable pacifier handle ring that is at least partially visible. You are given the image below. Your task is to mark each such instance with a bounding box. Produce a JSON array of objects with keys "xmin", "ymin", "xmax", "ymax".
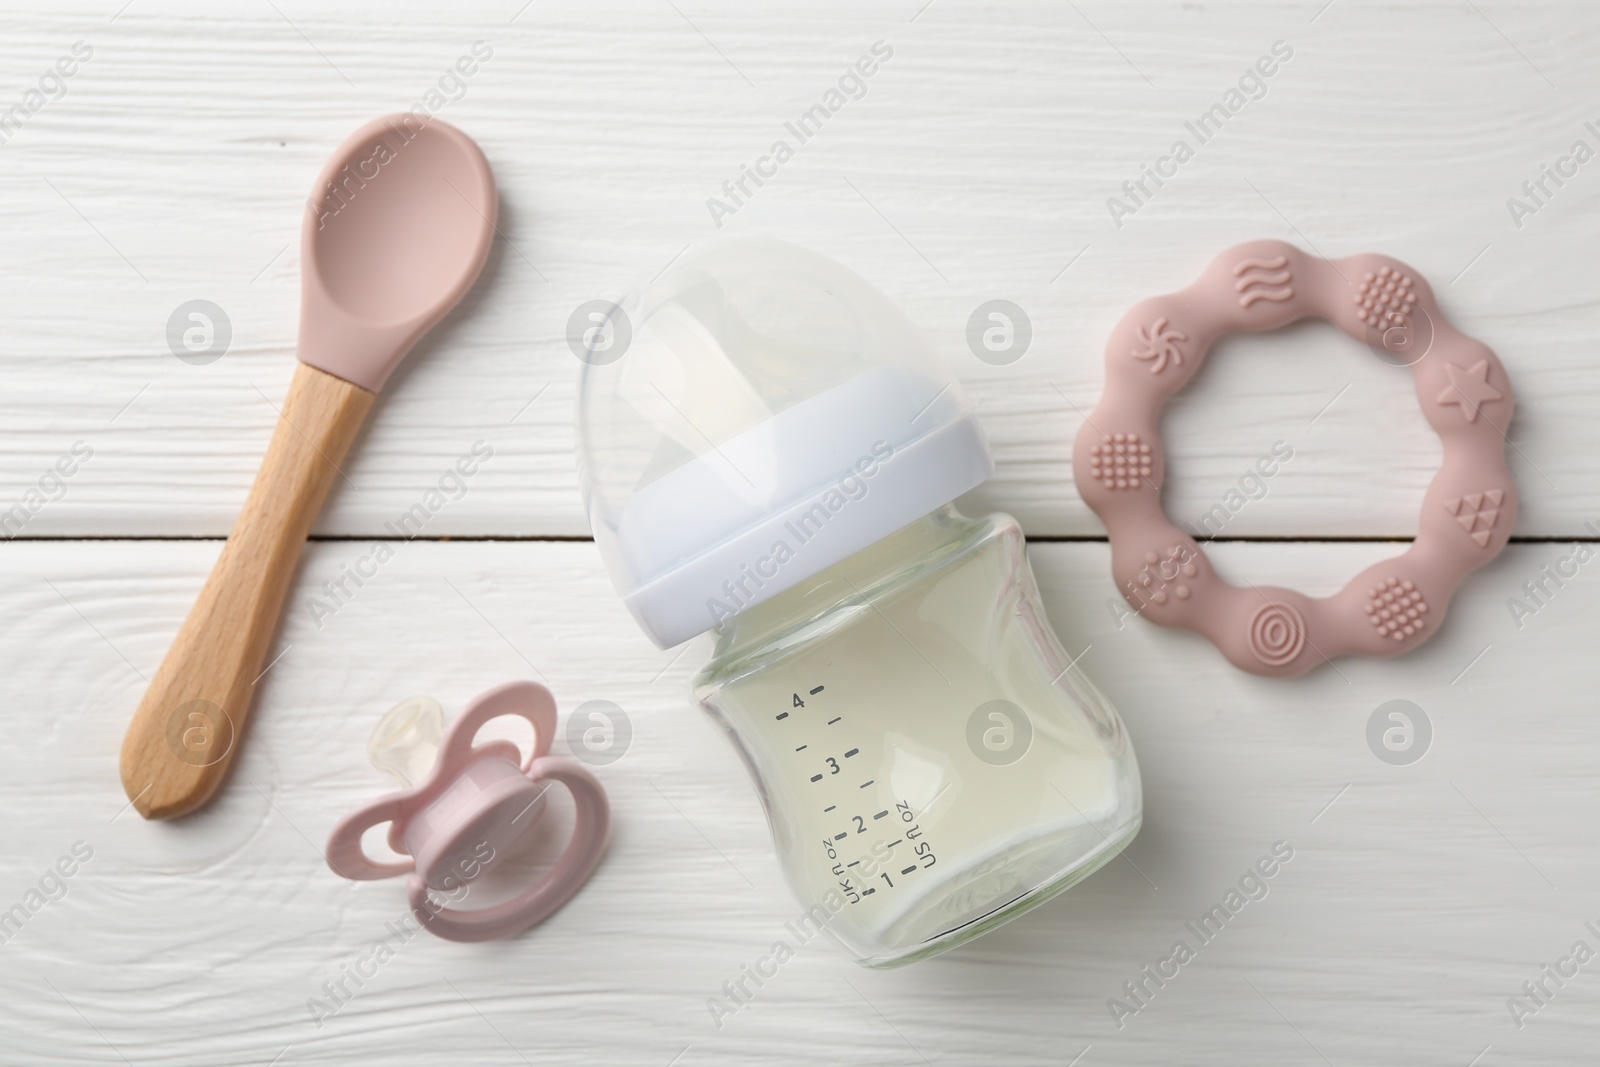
[
  {"xmin": 405, "ymin": 757, "xmax": 610, "ymax": 943},
  {"xmin": 436, "ymin": 680, "xmax": 557, "ymax": 776},
  {"xmin": 325, "ymin": 795, "xmax": 414, "ymax": 881}
]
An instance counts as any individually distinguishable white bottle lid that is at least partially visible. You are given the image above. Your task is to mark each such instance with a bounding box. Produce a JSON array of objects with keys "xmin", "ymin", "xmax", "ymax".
[{"xmin": 577, "ymin": 238, "xmax": 993, "ymax": 649}]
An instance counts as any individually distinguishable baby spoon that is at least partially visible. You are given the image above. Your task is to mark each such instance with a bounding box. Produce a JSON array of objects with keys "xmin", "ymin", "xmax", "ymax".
[{"xmin": 119, "ymin": 114, "xmax": 498, "ymax": 819}]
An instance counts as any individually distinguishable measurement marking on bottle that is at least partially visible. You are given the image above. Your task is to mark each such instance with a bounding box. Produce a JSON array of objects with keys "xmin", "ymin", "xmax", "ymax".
[
  {"xmin": 833, "ymin": 832, "xmax": 847, "ymax": 841},
  {"xmin": 848, "ymin": 859, "xmax": 860, "ymax": 867},
  {"xmin": 900, "ymin": 865, "xmax": 918, "ymax": 876},
  {"xmin": 823, "ymin": 805, "xmax": 836, "ymax": 813},
  {"xmin": 810, "ymin": 774, "xmax": 823, "ymax": 783},
  {"xmin": 776, "ymin": 712, "xmax": 789, "ymax": 720},
  {"xmin": 874, "ymin": 810, "xmax": 889, "ymax": 820},
  {"xmin": 794, "ymin": 745, "xmax": 807, "ymax": 752},
  {"xmin": 827, "ymin": 717, "xmax": 841, "ymax": 725},
  {"xmin": 861, "ymin": 887, "xmax": 875, "ymax": 896},
  {"xmin": 860, "ymin": 780, "xmax": 874, "ymax": 788},
  {"xmin": 887, "ymin": 839, "xmax": 903, "ymax": 848},
  {"xmin": 844, "ymin": 748, "xmax": 859, "ymax": 758},
  {"xmin": 809, "ymin": 685, "xmax": 825, "ymax": 694}
]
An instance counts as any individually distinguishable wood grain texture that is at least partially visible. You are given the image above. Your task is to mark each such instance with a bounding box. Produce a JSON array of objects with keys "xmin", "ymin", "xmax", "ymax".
[
  {"xmin": 119, "ymin": 363, "xmax": 374, "ymax": 818},
  {"xmin": 0, "ymin": 1, "xmax": 1593, "ymax": 538},
  {"xmin": 4, "ymin": 539, "xmax": 1597, "ymax": 1066}
]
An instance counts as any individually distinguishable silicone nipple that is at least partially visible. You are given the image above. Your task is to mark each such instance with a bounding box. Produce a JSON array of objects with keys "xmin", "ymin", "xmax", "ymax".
[{"xmin": 367, "ymin": 696, "xmax": 444, "ymax": 787}]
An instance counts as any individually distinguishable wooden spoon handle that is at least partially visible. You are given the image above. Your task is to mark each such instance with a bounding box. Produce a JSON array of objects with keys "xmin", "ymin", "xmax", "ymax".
[{"xmin": 119, "ymin": 363, "xmax": 375, "ymax": 818}]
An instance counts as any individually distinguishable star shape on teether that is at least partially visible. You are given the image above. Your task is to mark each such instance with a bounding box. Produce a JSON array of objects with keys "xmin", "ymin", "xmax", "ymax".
[{"xmin": 1436, "ymin": 360, "xmax": 1503, "ymax": 423}]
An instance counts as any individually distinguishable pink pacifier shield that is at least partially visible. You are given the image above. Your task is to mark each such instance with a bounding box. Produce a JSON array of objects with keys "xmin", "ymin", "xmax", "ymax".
[
  {"xmin": 1074, "ymin": 240, "xmax": 1517, "ymax": 677},
  {"xmin": 326, "ymin": 681, "xmax": 609, "ymax": 942}
]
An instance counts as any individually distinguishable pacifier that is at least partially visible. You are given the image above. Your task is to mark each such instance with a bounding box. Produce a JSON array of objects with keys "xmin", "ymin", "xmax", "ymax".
[{"xmin": 325, "ymin": 681, "xmax": 609, "ymax": 942}]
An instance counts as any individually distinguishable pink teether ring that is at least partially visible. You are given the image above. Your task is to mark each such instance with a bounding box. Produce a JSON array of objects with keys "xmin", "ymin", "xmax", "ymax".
[
  {"xmin": 325, "ymin": 681, "xmax": 610, "ymax": 940},
  {"xmin": 1074, "ymin": 240, "xmax": 1517, "ymax": 678}
]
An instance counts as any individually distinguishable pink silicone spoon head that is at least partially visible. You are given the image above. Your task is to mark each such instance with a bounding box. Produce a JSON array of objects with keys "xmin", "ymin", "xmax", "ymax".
[{"xmin": 297, "ymin": 114, "xmax": 498, "ymax": 392}]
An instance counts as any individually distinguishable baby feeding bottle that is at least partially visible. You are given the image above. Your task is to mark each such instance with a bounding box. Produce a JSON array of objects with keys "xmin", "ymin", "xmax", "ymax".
[{"xmin": 577, "ymin": 238, "xmax": 1142, "ymax": 966}]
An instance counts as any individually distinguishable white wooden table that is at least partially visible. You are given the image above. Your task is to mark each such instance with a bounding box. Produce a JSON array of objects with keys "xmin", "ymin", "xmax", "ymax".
[{"xmin": 3, "ymin": 2, "xmax": 1596, "ymax": 1064}]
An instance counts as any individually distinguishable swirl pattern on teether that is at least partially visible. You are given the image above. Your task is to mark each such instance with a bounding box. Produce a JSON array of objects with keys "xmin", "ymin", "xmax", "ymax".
[{"xmin": 1073, "ymin": 240, "xmax": 1518, "ymax": 677}]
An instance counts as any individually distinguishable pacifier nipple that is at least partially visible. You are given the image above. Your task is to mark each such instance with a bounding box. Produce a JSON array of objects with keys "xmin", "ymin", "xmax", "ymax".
[{"xmin": 367, "ymin": 696, "xmax": 444, "ymax": 787}]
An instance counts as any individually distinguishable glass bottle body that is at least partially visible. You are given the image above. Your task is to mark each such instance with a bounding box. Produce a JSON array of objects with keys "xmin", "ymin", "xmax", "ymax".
[{"xmin": 694, "ymin": 506, "xmax": 1142, "ymax": 966}]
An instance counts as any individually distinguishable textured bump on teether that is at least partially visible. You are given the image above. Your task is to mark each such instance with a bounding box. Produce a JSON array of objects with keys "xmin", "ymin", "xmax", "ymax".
[
  {"xmin": 1131, "ymin": 318, "xmax": 1188, "ymax": 373},
  {"xmin": 1436, "ymin": 360, "xmax": 1504, "ymax": 423},
  {"xmin": 1247, "ymin": 602, "xmax": 1306, "ymax": 667},
  {"xmin": 1072, "ymin": 239, "xmax": 1518, "ymax": 678},
  {"xmin": 1128, "ymin": 543, "xmax": 1199, "ymax": 605},
  {"xmin": 1365, "ymin": 577, "xmax": 1428, "ymax": 642},
  {"xmin": 1445, "ymin": 488, "xmax": 1505, "ymax": 548},
  {"xmin": 1233, "ymin": 255, "xmax": 1294, "ymax": 308},
  {"xmin": 1354, "ymin": 265, "xmax": 1416, "ymax": 332},
  {"xmin": 1088, "ymin": 433, "xmax": 1153, "ymax": 490}
]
